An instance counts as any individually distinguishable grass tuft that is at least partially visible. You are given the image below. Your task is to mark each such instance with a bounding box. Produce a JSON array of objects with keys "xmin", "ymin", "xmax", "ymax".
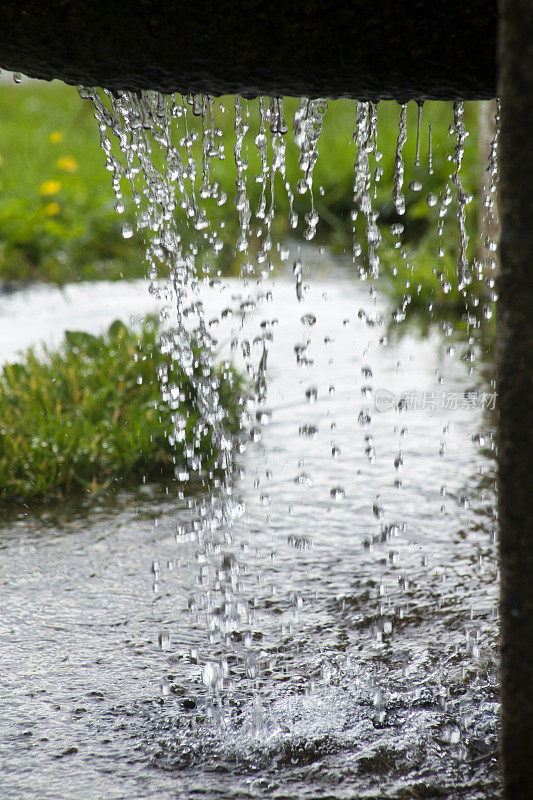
[{"xmin": 0, "ymin": 316, "xmax": 243, "ymax": 503}]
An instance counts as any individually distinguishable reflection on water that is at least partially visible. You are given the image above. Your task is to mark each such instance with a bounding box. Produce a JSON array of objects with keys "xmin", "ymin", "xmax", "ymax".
[{"xmin": 0, "ymin": 268, "xmax": 500, "ymax": 798}]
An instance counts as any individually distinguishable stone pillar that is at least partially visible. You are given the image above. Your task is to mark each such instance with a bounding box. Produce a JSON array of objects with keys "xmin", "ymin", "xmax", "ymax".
[{"xmin": 497, "ymin": 1, "xmax": 533, "ymax": 796}]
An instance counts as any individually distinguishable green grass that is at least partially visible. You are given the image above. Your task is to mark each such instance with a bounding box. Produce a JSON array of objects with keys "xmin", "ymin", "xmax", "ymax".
[
  {"xmin": 0, "ymin": 81, "xmax": 486, "ymax": 312},
  {"xmin": 0, "ymin": 316, "xmax": 243, "ymax": 503},
  {"xmin": 0, "ymin": 81, "xmax": 141, "ymax": 282}
]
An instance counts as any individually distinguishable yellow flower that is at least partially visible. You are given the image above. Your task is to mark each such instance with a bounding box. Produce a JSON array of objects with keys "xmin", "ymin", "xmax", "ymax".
[
  {"xmin": 44, "ymin": 202, "xmax": 60, "ymax": 216},
  {"xmin": 49, "ymin": 131, "xmax": 63, "ymax": 144},
  {"xmin": 56, "ymin": 155, "xmax": 78, "ymax": 173},
  {"xmin": 39, "ymin": 180, "xmax": 62, "ymax": 195}
]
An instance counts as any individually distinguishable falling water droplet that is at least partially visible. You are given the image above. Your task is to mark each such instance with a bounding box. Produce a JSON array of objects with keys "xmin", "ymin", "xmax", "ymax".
[
  {"xmin": 305, "ymin": 386, "xmax": 318, "ymax": 403},
  {"xmin": 299, "ymin": 424, "xmax": 319, "ymax": 438},
  {"xmin": 256, "ymin": 408, "xmax": 272, "ymax": 425},
  {"xmin": 202, "ymin": 661, "xmax": 223, "ymax": 692},
  {"xmin": 452, "ymin": 101, "xmax": 470, "ymax": 287},
  {"xmin": 414, "ymin": 101, "xmax": 423, "ymax": 167},
  {"xmin": 392, "ymin": 104, "xmax": 407, "ymax": 216},
  {"xmin": 294, "ymin": 471, "xmax": 312, "ymax": 485},
  {"xmin": 301, "ymin": 312, "xmax": 316, "ymax": 327},
  {"xmin": 250, "ymin": 426, "xmax": 262, "ymax": 443}
]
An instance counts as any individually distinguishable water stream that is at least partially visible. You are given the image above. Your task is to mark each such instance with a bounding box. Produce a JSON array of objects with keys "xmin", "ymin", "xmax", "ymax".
[{"xmin": 0, "ymin": 87, "xmax": 501, "ymax": 797}]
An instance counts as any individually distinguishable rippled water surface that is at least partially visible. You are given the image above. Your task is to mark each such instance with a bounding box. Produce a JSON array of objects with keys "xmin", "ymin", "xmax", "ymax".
[{"xmin": 0, "ymin": 266, "xmax": 500, "ymax": 798}]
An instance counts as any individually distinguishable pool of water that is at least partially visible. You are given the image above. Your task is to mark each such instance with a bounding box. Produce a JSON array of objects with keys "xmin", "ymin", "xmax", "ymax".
[{"xmin": 0, "ymin": 262, "xmax": 500, "ymax": 798}]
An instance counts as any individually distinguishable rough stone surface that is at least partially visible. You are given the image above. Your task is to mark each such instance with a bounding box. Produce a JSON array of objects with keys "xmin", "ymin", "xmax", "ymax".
[
  {"xmin": 0, "ymin": 1, "xmax": 496, "ymax": 100},
  {"xmin": 498, "ymin": 1, "xmax": 533, "ymax": 797}
]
